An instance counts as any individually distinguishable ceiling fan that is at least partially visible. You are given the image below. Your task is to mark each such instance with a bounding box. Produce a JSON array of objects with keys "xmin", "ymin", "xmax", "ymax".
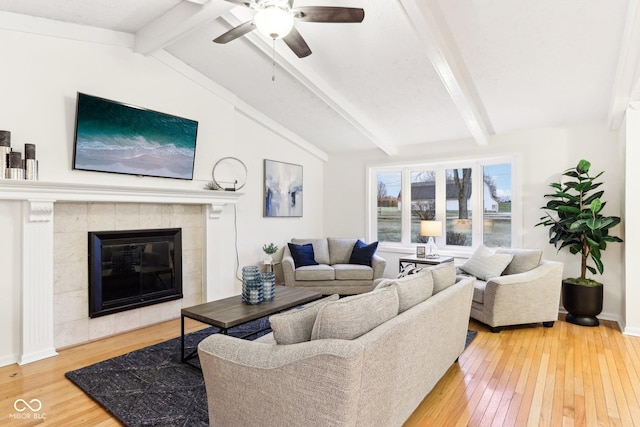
[{"xmin": 213, "ymin": 0, "xmax": 365, "ymax": 58}]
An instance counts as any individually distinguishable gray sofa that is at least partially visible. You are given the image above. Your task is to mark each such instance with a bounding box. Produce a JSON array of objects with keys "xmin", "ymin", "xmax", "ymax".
[
  {"xmin": 198, "ymin": 262, "xmax": 474, "ymax": 427},
  {"xmin": 282, "ymin": 238, "xmax": 386, "ymax": 295}
]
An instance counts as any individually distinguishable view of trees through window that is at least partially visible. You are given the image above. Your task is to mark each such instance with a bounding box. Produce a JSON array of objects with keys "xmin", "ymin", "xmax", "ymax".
[
  {"xmin": 376, "ymin": 171, "xmax": 401, "ymax": 242},
  {"xmin": 373, "ymin": 160, "xmax": 512, "ymax": 249}
]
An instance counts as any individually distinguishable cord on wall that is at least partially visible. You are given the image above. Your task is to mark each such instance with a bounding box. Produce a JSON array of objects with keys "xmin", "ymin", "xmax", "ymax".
[{"xmin": 233, "ymin": 204, "xmax": 241, "ymax": 281}]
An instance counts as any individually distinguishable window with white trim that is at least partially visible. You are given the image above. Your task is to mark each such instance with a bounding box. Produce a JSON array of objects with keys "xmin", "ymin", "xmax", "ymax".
[{"xmin": 370, "ymin": 157, "xmax": 516, "ymax": 251}]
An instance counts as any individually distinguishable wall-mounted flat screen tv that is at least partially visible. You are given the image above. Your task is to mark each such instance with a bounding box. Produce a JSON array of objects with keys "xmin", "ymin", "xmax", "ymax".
[{"xmin": 73, "ymin": 92, "xmax": 198, "ymax": 180}]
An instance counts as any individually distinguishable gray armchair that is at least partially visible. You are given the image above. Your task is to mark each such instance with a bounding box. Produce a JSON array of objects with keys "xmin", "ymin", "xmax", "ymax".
[{"xmin": 466, "ymin": 249, "xmax": 564, "ymax": 332}]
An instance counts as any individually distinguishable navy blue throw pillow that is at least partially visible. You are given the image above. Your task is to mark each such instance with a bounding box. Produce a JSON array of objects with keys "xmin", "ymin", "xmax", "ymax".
[
  {"xmin": 288, "ymin": 243, "xmax": 318, "ymax": 267},
  {"xmin": 349, "ymin": 240, "xmax": 378, "ymax": 266}
]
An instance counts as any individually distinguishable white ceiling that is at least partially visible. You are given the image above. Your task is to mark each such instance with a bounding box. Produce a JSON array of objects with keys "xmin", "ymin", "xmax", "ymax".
[{"xmin": 0, "ymin": 0, "xmax": 638, "ymax": 157}]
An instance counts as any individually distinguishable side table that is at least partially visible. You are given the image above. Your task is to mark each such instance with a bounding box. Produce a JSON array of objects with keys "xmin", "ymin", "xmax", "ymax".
[{"xmin": 398, "ymin": 255, "xmax": 454, "ymax": 271}]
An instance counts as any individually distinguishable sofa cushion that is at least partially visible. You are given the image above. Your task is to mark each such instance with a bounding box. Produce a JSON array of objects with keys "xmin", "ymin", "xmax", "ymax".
[
  {"xmin": 288, "ymin": 243, "xmax": 318, "ymax": 268},
  {"xmin": 291, "ymin": 238, "xmax": 330, "ymax": 265},
  {"xmin": 429, "ymin": 262, "xmax": 457, "ymax": 294},
  {"xmin": 269, "ymin": 294, "xmax": 340, "ymax": 345},
  {"xmin": 311, "ymin": 286, "xmax": 399, "ymax": 340},
  {"xmin": 349, "ymin": 240, "xmax": 379, "ymax": 266},
  {"xmin": 460, "ymin": 245, "xmax": 514, "ymax": 281},
  {"xmin": 496, "ymin": 248, "xmax": 543, "ymax": 275},
  {"xmin": 328, "ymin": 238, "xmax": 358, "ymax": 265},
  {"xmin": 375, "ymin": 270, "xmax": 433, "ymax": 313},
  {"xmin": 295, "ymin": 264, "xmax": 335, "ymax": 281},
  {"xmin": 333, "ymin": 264, "xmax": 374, "ymax": 280}
]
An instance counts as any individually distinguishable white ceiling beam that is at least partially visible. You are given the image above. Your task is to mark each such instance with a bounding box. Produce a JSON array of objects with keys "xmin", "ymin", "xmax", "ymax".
[
  {"xmin": 395, "ymin": 0, "xmax": 492, "ymax": 146},
  {"xmin": 134, "ymin": 0, "xmax": 232, "ymax": 55},
  {"xmin": 608, "ymin": 0, "xmax": 640, "ymax": 130},
  {"xmin": 221, "ymin": 10, "xmax": 398, "ymax": 156}
]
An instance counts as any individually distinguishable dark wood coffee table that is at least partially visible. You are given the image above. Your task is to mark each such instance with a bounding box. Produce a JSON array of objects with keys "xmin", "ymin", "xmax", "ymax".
[{"xmin": 181, "ymin": 285, "xmax": 322, "ymax": 368}]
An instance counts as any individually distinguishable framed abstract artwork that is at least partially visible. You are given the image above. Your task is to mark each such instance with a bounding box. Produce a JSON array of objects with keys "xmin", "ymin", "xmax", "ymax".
[{"xmin": 264, "ymin": 159, "xmax": 303, "ymax": 217}]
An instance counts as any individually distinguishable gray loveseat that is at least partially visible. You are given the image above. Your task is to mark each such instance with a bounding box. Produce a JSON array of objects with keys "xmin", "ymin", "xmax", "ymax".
[
  {"xmin": 282, "ymin": 237, "xmax": 386, "ymax": 295},
  {"xmin": 198, "ymin": 262, "xmax": 474, "ymax": 427}
]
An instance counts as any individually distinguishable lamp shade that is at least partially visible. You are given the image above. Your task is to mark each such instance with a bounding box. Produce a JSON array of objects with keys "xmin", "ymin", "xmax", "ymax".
[
  {"xmin": 420, "ymin": 220, "xmax": 442, "ymax": 237},
  {"xmin": 254, "ymin": 6, "xmax": 294, "ymax": 40}
]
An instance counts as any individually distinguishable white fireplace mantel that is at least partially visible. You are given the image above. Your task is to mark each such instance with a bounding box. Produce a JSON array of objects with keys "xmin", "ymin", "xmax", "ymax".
[
  {"xmin": 0, "ymin": 179, "xmax": 242, "ymax": 365},
  {"xmin": 0, "ymin": 180, "xmax": 243, "ymax": 219}
]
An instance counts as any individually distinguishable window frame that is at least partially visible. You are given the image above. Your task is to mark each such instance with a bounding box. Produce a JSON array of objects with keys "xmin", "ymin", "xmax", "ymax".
[{"xmin": 367, "ymin": 155, "xmax": 520, "ymax": 255}]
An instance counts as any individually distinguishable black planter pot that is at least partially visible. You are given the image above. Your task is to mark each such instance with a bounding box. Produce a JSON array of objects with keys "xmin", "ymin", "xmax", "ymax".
[{"xmin": 562, "ymin": 280, "xmax": 603, "ymax": 326}]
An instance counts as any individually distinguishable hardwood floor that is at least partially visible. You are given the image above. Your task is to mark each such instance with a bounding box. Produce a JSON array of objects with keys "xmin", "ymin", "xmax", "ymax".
[{"xmin": 2, "ymin": 315, "xmax": 639, "ymax": 426}]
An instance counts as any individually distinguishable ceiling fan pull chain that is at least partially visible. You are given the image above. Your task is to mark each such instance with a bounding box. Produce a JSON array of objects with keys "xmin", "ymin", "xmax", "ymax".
[{"xmin": 272, "ymin": 38, "xmax": 276, "ymax": 82}]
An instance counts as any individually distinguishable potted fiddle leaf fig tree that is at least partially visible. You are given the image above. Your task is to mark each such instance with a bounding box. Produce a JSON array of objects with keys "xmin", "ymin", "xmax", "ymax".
[{"xmin": 536, "ymin": 159, "xmax": 623, "ymax": 326}]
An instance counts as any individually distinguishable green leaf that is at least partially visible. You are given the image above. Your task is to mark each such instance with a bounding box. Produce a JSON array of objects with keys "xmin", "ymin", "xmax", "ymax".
[
  {"xmin": 590, "ymin": 198, "xmax": 602, "ymax": 214},
  {"xmin": 558, "ymin": 205, "xmax": 581, "ymax": 214},
  {"xmin": 575, "ymin": 181, "xmax": 592, "ymax": 193},
  {"xmin": 586, "ymin": 266, "xmax": 597, "ymax": 275},
  {"xmin": 592, "ymin": 255, "xmax": 604, "ymax": 275},
  {"xmin": 577, "ymin": 159, "xmax": 591, "ymax": 174},
  {"xmin": 585, "ymin": 218, "xmax": 602, "ymax": 230}
]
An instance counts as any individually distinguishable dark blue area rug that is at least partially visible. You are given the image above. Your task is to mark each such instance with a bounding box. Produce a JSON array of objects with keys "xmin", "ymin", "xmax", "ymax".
[{"xmin": 66, "ymin": 319, "xmax": 477, "ymax": 427}]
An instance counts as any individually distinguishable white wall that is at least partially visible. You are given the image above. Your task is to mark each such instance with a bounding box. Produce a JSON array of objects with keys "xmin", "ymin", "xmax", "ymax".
[
  {"xmin": 624, "ymin": 106, "xmax": 640, "ymax": 334},
  {"xmin": 0, "ymin": 28, "xmax": 324, "ymax": 363},
  {"xmin": 324, "ymin": 123, "xmax": 626, "ymax": 323}
]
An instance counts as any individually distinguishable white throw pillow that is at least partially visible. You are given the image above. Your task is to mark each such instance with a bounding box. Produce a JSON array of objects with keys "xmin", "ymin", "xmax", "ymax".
[{"xmin": 460, "ymin": 245, "xmax": 514, "ymax": 281}]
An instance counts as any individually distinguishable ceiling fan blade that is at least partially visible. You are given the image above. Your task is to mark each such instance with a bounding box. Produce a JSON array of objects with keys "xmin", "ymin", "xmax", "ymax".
[
  {"xmin": 283, "ymin": 27, "xmax": 312, "ymax": 58},
  {"xmin": 293, "ymin": 7, "xmax": 365, "ymax": 23},
  {"xmin": 213, "ymin": 21, "xmax": 256, "ymax": 44}
]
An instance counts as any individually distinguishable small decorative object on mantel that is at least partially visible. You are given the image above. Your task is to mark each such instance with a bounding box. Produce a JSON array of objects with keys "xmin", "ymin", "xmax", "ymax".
[
  {"xmin": 241, "ymin": 265, "xmax": 264, "ymax": 305},
  {"xmin": 23, "ymin": 143, "xmax": 38, "ymax": 180},
  {"xmin": 207, "ymin": 156, "xmax": 247, "ymax": 191},
  {"xmin": 7, "ymin": 151, "xmax": 24, "ymax": 180},
  {"xmin": 0, "ymin": 130, "xmax": 11, "ymax": 180},
  {"xmin": 0, "ymin": 132, "xmax": 39, "ymax": 181}
]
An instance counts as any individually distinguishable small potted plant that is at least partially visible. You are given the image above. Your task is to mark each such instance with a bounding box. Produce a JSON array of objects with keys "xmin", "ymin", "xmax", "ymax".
[
  {"xmin": 262, "ymin": 243, "xmax": 279, "ymax": 266},
  {"xmin": 536, "ymin": 159, "xmax": 623, "ymax": 326}
]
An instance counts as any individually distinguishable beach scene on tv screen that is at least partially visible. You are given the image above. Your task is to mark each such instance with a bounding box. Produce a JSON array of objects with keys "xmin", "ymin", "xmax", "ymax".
[{"xmin": 74, "ymin": 94, "xmax": 198, "ymax": 180}]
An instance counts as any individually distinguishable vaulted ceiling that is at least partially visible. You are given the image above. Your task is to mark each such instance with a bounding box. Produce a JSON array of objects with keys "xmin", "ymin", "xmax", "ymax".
[{"xmin": 1, "ymin": 0, "xmax": 639, "ymax": 158}]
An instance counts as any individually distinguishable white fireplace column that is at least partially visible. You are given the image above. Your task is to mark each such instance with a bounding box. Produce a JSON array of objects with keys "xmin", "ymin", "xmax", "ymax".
[{"xmin": 19, "ymin": 199, "xmax": 58, "ymax": 365}]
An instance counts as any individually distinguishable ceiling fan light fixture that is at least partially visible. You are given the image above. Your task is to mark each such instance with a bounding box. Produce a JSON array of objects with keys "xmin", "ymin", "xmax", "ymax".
[{"xmin": 254, "ymin": 6, "xmax": 294, "ymax": 40}]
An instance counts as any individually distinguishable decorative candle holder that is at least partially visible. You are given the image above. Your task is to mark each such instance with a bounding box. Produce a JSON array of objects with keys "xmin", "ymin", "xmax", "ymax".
[
  {"xmin": 0, "ymin": 130, "xmax": 10, "ymax": 147},
  {"xmin": 24, "ymin": 159, "xmax": 38, "ymax": 180},
  {"xmin": 0, "ymin": 146, "xmax": 10, "ymax": 180},
  {"xmin": 261, "ymin": 272, "xmax": 275, "ymax": 301},
  {"xmin": 242, "ymin": 265, "xmax": 263, "ymax": 305},
  {"xmin": 0, "ymin": 131, "xmax": 10, "ymax": 180},
  {"xmin": 6, "ymin": 168, "xmax": 24, "ymax": 179}
]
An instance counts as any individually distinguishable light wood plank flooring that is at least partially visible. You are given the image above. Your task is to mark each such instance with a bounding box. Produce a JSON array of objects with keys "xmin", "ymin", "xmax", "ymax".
[{"xmin": 2, "ymin": 315, "xmax": 639, "ymax": 426}]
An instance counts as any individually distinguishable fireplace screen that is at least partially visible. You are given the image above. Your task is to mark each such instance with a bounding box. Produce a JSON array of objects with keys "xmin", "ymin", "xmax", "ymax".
[{"xmin": 88, "ymin": 228, "xmax": 183, "ymax": 318}]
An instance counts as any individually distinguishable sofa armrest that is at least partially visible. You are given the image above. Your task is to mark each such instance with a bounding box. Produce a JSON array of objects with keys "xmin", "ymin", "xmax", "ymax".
[
  {"xmin": 198, "ymin": 335, "xmax": 364, "ymax": 426},
  {"xmin": 482, "ymin": 260, "xmax": 564, "ymax": 325},
  {"xmin": 371, "ymin": 254, "xmax": 387, "ymax": 279},
  {"xmin": 281, "ymin": 253, "xmax": 296, "ymax": 286}
]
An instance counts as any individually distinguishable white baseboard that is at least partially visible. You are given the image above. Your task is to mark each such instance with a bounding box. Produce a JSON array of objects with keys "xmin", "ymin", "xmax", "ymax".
[{"xmin": 0, "ymin": 353, "xmax": 18, "ymax": 368}]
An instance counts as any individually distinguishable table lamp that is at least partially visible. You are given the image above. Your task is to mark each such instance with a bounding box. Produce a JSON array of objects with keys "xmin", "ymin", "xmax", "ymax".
[{"xmin": 420, "ymin": 220, "xmax": 442, "ymax": 258}]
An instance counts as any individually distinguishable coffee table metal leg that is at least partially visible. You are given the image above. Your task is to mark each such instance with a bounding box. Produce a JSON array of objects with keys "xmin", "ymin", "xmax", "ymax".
[{"xmin": 181, "ymin": 315, "xmax": 186, "ymax": 362}]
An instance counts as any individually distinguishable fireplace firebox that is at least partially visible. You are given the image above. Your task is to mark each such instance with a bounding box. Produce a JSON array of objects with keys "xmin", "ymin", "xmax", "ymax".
[{"xmin": 88, "ymin": 228, "xmax": 183, "ymax": 318}]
